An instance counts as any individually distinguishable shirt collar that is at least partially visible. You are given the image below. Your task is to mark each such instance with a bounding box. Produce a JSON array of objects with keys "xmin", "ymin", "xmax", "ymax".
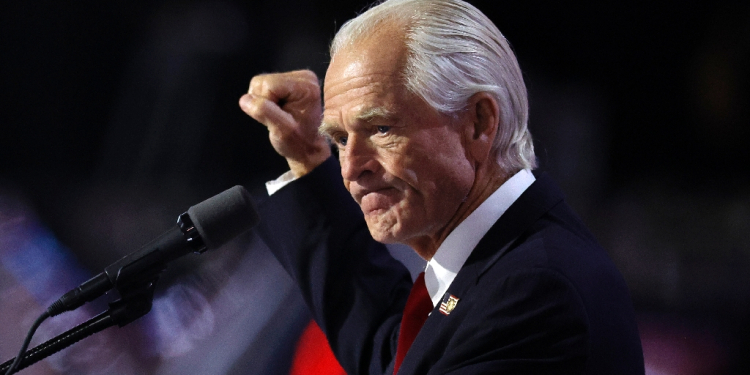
[{"xmin": 423, "ymin": 169, "xmax": 536, "ymax": 307}]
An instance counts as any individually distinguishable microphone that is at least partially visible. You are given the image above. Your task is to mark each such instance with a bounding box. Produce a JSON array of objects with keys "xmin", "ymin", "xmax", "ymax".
[{"xmin": 47, "ymin": 185, "xmax": 259, "ymax": 317}]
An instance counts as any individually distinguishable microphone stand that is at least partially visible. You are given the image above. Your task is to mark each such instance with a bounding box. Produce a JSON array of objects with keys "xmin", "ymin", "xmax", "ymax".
[
  {"xmin": 0, "ymin": 267, "xmax": 161, "ymax": 374},
  {"xmin": 1, "ymin": 186, "xmax": 257, "ymax": 374}
]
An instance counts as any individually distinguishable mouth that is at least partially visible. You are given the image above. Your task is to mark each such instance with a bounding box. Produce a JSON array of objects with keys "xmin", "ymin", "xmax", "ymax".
[{"xmin": 358, "ymin": 187, "xmax": 401, "ymax": 215}]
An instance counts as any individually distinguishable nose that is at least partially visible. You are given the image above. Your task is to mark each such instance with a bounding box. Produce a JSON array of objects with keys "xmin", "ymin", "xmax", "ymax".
[{"xmin": 339, "ymin": 134, "xmax": 379, "ymax": 182}]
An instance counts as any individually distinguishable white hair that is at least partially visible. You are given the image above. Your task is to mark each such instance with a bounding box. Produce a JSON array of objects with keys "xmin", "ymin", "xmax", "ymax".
[{"xmin": 330, "ymin": 0, "xmax": 536, "ymax": 173}]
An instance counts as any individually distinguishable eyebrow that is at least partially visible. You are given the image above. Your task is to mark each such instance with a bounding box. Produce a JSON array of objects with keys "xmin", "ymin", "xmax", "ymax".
[
  {"xmin": 319, "ymin": 120, "xmax": 340, "ymax": 139},
  {"xmin": 319, "ymin": 107, "xmax": 395, "ymax": 138},
  {"xmin": 356, "ymin": 107, "xmax": 395, "ymax": 123}
]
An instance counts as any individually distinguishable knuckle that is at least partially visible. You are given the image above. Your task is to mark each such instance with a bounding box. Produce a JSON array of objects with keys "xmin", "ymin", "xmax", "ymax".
[
  {"xmin": 260, "ymin": 79, "xmax": 273, "ymax": 96},
  {"xmin": 301, "ymin": 69, "xmax": 317, "ymax": 79},
  {"xmin": 248, "ymin": 75, "xmax": 264, "ymax": 94},
  {"xmin": 292, "ymin": 69, "xmax": 320, "ymax": 86}
]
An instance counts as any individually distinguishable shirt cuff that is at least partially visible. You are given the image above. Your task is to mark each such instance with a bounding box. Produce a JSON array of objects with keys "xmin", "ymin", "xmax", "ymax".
[{"xmin": 265, "ymin": 170, "xmax": 298, "ymax": 196}]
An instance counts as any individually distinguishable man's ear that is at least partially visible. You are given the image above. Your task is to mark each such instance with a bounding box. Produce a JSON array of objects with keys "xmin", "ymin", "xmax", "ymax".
[{"xmin": 463, "ymin": 92, "xmax": 500, "ymax": 164}]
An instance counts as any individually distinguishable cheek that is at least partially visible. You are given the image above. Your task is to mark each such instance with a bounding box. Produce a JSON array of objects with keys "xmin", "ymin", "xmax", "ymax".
[
  {"xmin": 385, "ymin": 147, "xmax": 470, "ymax": 215},
  {"xmin": 401, "ymin": 168, "xmax": 418, "ymax": 185},
  {"xmin": 380, "ymin": 145, "xmax": 423, "ymax": 185},
  {"xmin": 419, "ymin": 156, "xmax": 475, "ymax": 213}
]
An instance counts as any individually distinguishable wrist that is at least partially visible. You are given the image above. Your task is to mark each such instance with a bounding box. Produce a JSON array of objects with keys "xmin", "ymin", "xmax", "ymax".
[{"xmin": 287, "ymin": 140, "xmax": 332, "ymax": 178}]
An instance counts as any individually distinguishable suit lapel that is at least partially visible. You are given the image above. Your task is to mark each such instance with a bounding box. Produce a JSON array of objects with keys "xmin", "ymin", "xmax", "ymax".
[
  {"xmin": 443, "ymin": 173, "xmax": 564, "ymax": 305},
  {"xmin": 394, "ymin": 173, "xmax": 565, "ymax": 375}
]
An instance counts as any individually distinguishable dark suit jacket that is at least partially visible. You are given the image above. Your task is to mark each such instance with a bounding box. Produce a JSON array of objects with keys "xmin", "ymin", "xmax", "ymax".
[{"xmin": 255, "ymin": 157, "xmax": 644, "ymax": 374}]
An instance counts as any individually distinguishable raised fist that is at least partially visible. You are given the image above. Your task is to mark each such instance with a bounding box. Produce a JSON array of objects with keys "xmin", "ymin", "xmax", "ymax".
[{"xmin": 239, "ymin": 70, "xmax": 331, "ymax": 177}]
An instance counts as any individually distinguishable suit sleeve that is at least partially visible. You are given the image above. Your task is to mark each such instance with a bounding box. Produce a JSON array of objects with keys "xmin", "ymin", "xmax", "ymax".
[{"xmin": 254, "ymin": 157, "xmax": 413, "ymax": 375}]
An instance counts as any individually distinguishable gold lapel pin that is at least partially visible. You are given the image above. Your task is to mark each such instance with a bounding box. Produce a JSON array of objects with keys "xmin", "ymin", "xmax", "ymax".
[{"xmin": 439, "ymin": 294, "xmax": 460, "ymax": 315}]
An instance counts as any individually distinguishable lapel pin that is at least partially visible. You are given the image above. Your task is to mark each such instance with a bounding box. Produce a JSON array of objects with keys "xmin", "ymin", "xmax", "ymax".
[{"xmin": 439, "ymin": 293, "xmax": 460, "ymax": 315}]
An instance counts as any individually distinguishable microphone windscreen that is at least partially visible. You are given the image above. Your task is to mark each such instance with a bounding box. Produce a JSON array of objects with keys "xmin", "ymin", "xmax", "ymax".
[{"xmin": 187, "ymin": 185, "xmax": 259, "ymax": 250}]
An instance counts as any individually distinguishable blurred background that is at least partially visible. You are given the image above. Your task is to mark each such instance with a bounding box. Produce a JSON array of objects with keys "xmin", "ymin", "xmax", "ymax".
[{"xmin": 1, "ymin": 0, "xmax": 748, "ymax": 373}]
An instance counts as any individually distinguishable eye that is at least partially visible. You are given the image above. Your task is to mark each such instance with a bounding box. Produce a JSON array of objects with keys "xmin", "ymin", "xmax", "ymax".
[
  {"xmin": 335, "ymin": 135, "xmax": 348, "ymax": 147},
  {"xmin": 376, "ymin": 126, "xmax": 391, "ymax": 134}
]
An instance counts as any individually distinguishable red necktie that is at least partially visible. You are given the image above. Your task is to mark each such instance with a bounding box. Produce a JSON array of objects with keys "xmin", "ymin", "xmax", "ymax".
[{"xmin": 394, "ymin": 272, "xmax": 433, "ymax": 374}]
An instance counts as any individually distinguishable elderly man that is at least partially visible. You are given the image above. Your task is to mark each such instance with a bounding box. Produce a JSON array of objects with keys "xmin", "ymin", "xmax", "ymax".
[{"xmin": 239, "ymin": 0, "xmax": 644, "ymax": 374}]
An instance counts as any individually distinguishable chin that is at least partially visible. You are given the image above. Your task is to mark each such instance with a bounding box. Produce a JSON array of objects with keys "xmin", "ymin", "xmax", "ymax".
[
  {"xmin": 366, "ymin": 226, "xmax": 399, "ymax": 244},
  {"xmin": 365, "ymin": 217, "xmax": 405, "ymax": 244}
]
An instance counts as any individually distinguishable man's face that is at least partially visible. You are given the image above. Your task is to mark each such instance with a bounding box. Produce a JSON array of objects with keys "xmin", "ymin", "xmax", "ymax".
[{"xmin": 321, "ymin": 28, "xmax": 476, "ymax": 251}]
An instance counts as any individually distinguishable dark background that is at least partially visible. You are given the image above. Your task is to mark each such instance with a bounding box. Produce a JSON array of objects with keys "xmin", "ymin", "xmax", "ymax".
[{"xmin": 1, "ymin": 0, "xmax": 749, "ymax": 373}]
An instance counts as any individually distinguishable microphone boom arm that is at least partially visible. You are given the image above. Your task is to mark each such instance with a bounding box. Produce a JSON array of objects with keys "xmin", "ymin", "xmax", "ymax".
[{"xmin": 47, "ymin": 212, "xmax": 203, "ymax": 317}]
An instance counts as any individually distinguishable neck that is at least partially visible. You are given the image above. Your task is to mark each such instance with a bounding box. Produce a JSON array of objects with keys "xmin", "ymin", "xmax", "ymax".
[{"xmin": 408, "ymin": 164, "xmax": 510, "ymax": 260}]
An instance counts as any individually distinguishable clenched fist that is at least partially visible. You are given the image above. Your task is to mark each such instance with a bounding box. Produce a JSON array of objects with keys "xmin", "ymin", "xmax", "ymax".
[{"xmin": 239, "ymin": 70, "xmax": 331, "ymax": 177}]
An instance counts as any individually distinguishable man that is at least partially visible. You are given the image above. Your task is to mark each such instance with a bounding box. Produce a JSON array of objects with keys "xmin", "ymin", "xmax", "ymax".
[{"xmin": 239, "ymin": 0, "xmax": 644, "ymax": 374}]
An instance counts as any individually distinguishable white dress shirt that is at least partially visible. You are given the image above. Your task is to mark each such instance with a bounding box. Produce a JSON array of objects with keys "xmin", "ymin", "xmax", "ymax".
[
  {"xmin": 424, "ymin": 169, "xmax": 535, "ymax": 307},
  {"xmin": 266, "ymin": 170, "xmax": 297, "ymax": 196}
]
